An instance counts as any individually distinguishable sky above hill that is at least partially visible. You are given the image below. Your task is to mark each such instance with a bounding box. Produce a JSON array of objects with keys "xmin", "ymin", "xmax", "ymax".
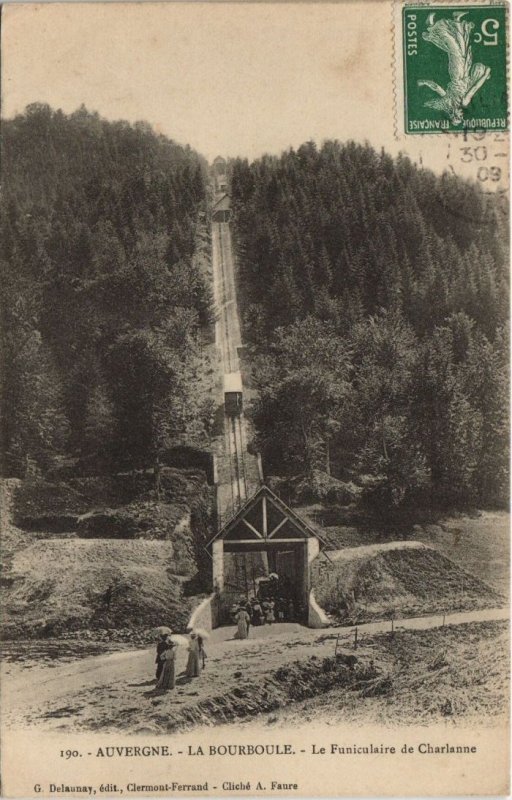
[{"xmin": 2, "ymin": 2, "xmax": 507, "ymax": 188}]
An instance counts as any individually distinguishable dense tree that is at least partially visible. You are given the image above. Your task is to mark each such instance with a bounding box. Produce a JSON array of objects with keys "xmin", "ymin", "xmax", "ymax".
[
  {"xmin": 252, "ymin": 317, "xmax": 351, "ymax": 475},
  {"xmin": 231, "ymin": 141, "xmax": 508, "ymax": 512},
  {"xmin": 1, "ymin": 105, "xmax": 212, "ymax": 476}
]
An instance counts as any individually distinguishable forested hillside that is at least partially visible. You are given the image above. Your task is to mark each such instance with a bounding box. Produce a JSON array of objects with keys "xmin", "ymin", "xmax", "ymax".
[
  {"xmin": 231, "ymin": 141, "xmax": 509, "ymax": 515},
  {"xmin": 1, "ymin": 104, "xmax": 213, "ymax": 477}
]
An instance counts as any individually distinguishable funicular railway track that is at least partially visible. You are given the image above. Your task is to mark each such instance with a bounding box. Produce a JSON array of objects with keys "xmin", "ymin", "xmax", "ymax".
[
  {"xmin": 210, "ymin": 166, "xmax": 333, "ymax": 626},
  {"xmin": 212, "ymin": 208, "xmax": 251, "ymax": 516},
  {"xmin": 217, "ymin": 223, "xmax": 236, "ymax": 372},
  {"xmin": 229, "ymin": 413, "xmax": 248, "ymax": 505}
]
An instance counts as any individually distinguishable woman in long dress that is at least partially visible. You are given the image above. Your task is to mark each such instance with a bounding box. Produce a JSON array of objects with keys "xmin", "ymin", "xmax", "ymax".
[
  {"xmin": 186, "ymin": 633, "xmax": 202, "ymax": 677},
  {"xmin": 198, "ymin": 635, "xmax": 207, "ymax": 669},
  {"xmin": 235, "ymin": 607, "xmax": 250, "ymax": 639},
  {"xmin": 251, "ymin": 600, "xmax": 264, "ymax": 626},
  {"xmin": 155, "ymin": 638, "xmax": 177, "ymax": 692}
]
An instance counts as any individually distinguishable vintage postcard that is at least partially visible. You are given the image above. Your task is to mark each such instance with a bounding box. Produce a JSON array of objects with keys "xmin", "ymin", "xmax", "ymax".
[{"xmin": 0, "ymin": 2, "xmax": 509, "ymax": 797}]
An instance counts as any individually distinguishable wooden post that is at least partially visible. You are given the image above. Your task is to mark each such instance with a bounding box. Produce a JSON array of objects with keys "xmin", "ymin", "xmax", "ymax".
[
  {"xmin": 354, "ymin": 626, "xmax": 358, "ymax": 651},
  {"xmin": 334, "ymin": 634, "xmax": 340, "ymax": 657},
  {"xmin": 442, "ymin": 612, "xmax": 446, "ymax": 627},
  {"xmin": 390, "ymin": 614, "xmax": 395, "ymax": 637},
  {"xmin": 243, "ymin": 556, "xmax": 249, "ymax": 597},
  {"xmin": 212, "ymin": 540, "xmax": 225, "ymax": 592}
]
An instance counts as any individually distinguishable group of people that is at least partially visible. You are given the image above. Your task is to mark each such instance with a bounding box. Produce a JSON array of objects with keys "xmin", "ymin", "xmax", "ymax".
[
  {"xmin": 231, "ymin": 595, "xmax": 296, "ymax": 639},
  {"xmin": 153, "ymin": 630, "xmax": 206, "ymax": 692}
]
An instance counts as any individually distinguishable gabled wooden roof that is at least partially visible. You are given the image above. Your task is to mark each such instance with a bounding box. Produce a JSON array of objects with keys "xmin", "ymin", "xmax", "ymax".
[{"xmin": 207, "ymin": 484, "xmax": 327, "ymax": 548}]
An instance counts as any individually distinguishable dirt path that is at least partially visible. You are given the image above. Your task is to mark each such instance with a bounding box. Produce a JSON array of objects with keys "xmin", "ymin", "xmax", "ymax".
[
  {"xmin": 339, "ymin": 605, "xmax": 509, "ymax": 635},
  {"xmin": 2, "ymin": 609, "xmax": 507, "ymax": 732}
]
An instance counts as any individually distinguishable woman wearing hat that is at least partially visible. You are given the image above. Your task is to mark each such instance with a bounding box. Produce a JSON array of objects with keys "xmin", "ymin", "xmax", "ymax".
[
  {"xmin": 154, "ymin": 635, "xmax": 177, "ymax": 692},
  {"xmin": 155, "ymin": 632, "xmax": 170, "ymax": 680},
  {"xmin": 251, "ymin": 597, "xmax": 264, "ymax": 626},
  {"xmin": 235, "ymin": 605, "xmax": 251, "ymax": 639},
  {"xmin": 186, "ymin": 632, "xmax": 202, "ymax": 678}
]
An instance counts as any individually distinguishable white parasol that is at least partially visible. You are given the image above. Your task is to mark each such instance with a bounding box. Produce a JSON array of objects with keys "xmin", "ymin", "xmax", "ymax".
[
  {"xmin": 154, "ymin": 625, "xmax": 173, "ymax": 636},
  {"xmin": 193, "ymin": 627, "xmax": 211, "ymax": 640},
  {"xmin": 170, "ymin": 634, "xmax": 189, "ymax": 647}
]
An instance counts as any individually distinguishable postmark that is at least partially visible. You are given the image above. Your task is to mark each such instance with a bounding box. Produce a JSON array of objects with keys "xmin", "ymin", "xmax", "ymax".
[{"xmin": 403, "ymin": 5, "xmax": 508, "ymax": 134}]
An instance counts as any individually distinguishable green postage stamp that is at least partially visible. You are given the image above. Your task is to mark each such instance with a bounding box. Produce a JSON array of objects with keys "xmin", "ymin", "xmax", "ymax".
[{"xmin": 403, "ymin": 5, "xmax": 508, "ymax": 133}]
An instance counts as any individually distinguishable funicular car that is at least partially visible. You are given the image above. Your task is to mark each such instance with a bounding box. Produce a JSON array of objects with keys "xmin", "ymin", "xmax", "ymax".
[{"xmin": 224, "ymin": 372, "xmax": 243, "ymax": 416}]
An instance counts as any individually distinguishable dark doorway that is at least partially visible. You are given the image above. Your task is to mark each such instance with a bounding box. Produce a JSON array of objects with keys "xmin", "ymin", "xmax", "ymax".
[{"xmin": 220, "ymin": 542, "xmax": 306, "ymax": 624}]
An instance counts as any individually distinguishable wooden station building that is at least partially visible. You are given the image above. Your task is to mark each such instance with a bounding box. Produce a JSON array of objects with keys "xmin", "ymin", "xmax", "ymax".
[{"xmin": 207, "ymin": 485, "xmax": 326, "ymax": 623}]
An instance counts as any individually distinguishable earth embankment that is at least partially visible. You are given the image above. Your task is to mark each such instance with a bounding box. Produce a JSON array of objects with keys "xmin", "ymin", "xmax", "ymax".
[
  {"xmin": 1, "ymin": 470, "xmax": 215, "ymax": 640},
  {"xmin": 312, "ymin": 540, "xmax": 504, "ymax": 624}
]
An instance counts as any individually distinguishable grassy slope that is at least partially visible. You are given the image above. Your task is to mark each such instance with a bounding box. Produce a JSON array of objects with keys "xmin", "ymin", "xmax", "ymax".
[
  {"xmin": 249, "ymin": 620, "xmax": 510, "ymax": 729},
  {"xmin": 4, "ymin": 539, "xmax": 194, "ymax": 638},
  {"xmin": 302, "ymin": 505, "xmax": 509, "ymax": 595},
  {"xmin": 407, "ymin": 512, "xmax": 510, "ymax": 596}
]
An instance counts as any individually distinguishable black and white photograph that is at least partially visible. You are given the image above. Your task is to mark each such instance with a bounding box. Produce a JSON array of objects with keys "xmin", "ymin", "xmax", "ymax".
[{"xmin": 0, "ymin": 2, "xmax": 509, "ymax": 796}]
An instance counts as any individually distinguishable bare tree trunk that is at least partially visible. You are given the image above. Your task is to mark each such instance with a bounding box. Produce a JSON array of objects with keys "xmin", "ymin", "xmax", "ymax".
[
  {"xmin": 382, "ymin": 421, "xmax": 389, "ymax": 462},
  {"xmin": 300, "ymin": 419, "xmax": 313, "ymax": 475},
  {"xmin": 325, "ymin": 439, "xmax": 331, "ymax": 475}
]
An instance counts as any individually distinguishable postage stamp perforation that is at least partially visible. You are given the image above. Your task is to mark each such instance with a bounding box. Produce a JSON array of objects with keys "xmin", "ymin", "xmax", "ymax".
[{"xmin": 392, "ymin": 0, "xmax": 400, "ymax": 140}]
